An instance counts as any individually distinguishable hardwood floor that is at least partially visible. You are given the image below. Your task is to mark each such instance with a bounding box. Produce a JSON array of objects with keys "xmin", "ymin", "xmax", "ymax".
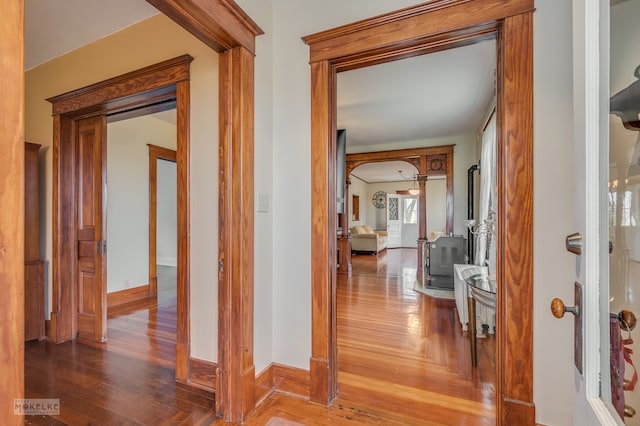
[
  {"xmin": 104, "ymin": 265, "xmax": 177, "ymax": 368},
  {"xmin": 23, "ymin": 253, "xmax": 494, "ymax": 425},
  {"xmin": 24, "ymin": 340, "xmax": 217, "ymax": 425},
  {"xmin": 336, "ymin": 248, "xmax": 496, "ymax": 425}
]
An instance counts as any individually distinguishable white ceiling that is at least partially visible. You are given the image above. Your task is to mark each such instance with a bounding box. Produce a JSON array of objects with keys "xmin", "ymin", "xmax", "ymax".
[
  {"xmin": 25, "ymin": 1, "xmax": 494, "ymax": 180},
  {"xmin": 337, "ymin": 39, "xmax": 496, "ymax": 149},
  {"xmin": 351, "ymin": 161, "xmax": 419, "ymax": 184},
  {"xmin": 25, "ymin": 0, "xmax": 159, "ymax": 70}
]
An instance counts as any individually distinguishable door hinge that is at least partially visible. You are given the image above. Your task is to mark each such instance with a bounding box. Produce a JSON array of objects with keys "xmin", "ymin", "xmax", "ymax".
[
  {"xmin": 219, "ymin": 260, "xmax": 224, "ymax": 272},
  {"xmin": 96, "ymin": 240, "xmax": 107, "ymax": 255}
]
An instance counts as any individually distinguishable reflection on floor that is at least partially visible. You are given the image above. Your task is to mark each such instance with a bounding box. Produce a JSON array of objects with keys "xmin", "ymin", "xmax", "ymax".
[
  {"xmin": 23, "ymin": 266, "xmax": 218, "ymax": 424},
  {"xmin": 105, "ymin": 265, "xmax": 177, "ymax": 368},
  {"xmin": 340, "ymin": 248, "xmax": 496, "ymax": 425}
]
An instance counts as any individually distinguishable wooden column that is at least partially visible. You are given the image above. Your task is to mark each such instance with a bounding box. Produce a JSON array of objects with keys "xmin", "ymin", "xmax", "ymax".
[
  {"xmin": 337, "ymin": 179, "xmax": 352, "ymax": 273},
  {"xmin": 175, "ymin": 79, "xmax": 191, "ymax": 383},
  {"xmin": 0, "ymin": 0, "xmax": 25, "ymax": 423},
  {"xmin": 416, "ymin": 175, "xmax": 428, "ymax": 282},
  {"xmin": 496, "ymin": 11, "xmax": 535, "ymax": 425},
  {"xmin": 217, "ymin": 46, "xmax": 256, "ymax": 423},
  {"xmin": 309, "ymin": 59, "xmax": 339, "ymax": 406}
]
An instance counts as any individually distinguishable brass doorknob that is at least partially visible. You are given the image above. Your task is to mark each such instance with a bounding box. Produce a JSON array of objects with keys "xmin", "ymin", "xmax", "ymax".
[
  {"xmin": 551, "ymin": 298, "xmax": 580, "ymax": 318},
  {"xmin": 625, "ymin": 405, "xmax": 636, "ymax": 418},
  {"xmin": 619, "ymin": 310, "xmax": 637, "ymax": 331}
]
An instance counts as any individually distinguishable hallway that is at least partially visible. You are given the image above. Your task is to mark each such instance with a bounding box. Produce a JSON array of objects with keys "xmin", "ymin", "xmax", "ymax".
[{"xmin": 23, "ymin": 254, "xmax": 495, "ymax": 424}]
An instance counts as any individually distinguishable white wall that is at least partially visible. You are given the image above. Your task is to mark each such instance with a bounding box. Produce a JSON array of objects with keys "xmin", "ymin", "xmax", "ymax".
[
  {"xmin": 426, "ymin": 178, "xmax": 447, "ymax": 237},
  {"xmin": 157, "ymin": 159, "xmax": 177, "ymax": 266},
  {"xmin": 533, "ymin": 0, "xmax": 575, "ymax": 424},
  {"xmin": 106, "ymin": 114, "xmax": 176, "ymax": 292},
  {"xmin": 234, "ymin": 0, "xmax": 275, "ymax": 374},
  {"xmin": 348, "ymin": 175, "xmax": 369, "ymax": 228}
]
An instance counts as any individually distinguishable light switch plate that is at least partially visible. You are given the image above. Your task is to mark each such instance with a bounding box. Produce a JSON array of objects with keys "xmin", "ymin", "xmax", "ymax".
[{"xmin": 257, "ymin": 192, "xmax": 269, "ymax": 213}]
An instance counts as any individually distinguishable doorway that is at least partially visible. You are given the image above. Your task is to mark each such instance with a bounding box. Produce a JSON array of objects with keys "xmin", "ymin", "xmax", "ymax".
[
  {"xmin": 303, "ymin": 2, "xmax": 534, "ymax": 423},
  {"xmin": 337, "ymin": 39, "xmax": 496, "ymax": 420},
  {"xmin": 104, "ymin": 109, "xmax": 178, "ymax": 367},
  {"xmin": 48, "ymin": 55, "xmax": 191, "ymax": 380}
]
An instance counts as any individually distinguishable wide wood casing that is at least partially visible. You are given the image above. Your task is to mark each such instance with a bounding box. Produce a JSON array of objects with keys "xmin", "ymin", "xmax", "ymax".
[
  {"xmin": 0, "ymin": 1, "xmax": 25, "ymax": 423},
  {"xmin": 25, "ymin": 142, "xmax": 45, "ymax": 342}
]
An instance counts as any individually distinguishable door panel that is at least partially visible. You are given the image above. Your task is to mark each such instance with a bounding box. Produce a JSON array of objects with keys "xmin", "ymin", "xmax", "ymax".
[
  {"xmin": 76, "ymin": 116, "xmax": 107, "ymax": 342},
  {"xmin": 572, "ymin": 0, "xmax": 630, "ymax": 423},
  {"xmin": 386, "ymin": 193, "xmax": 401, "ymax": 248}
]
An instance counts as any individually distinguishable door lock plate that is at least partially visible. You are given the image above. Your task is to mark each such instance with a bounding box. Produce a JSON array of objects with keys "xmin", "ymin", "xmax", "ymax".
[{"xmin": 574, "ymin": 281, "xmax": 583, "ymax": 374}]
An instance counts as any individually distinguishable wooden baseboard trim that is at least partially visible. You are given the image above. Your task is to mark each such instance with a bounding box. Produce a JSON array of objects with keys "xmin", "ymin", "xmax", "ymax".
[
  {"xmin": 255, "ymin": 365, "xmax": 274, "ymax": 405},
  {"xmin": 254, "ymin": 363, "xmax": 310, "ymax": 406},
  {"xmin": 107, "ymin": 284, "xmax": 151, "ymax": 308},
  {"xmin": 188, "ymin": 357, "xmax": 217, "ymax": 392},
  {"xmin": 503, "ymin": 398, "xmax": 535, "ymax": 425},
  {"xmin": 186, "ymin": 362, "xmax": 309, "ymax": 408},
  {"xmin": 272, "ymin": 363, "xmax": 310, "ymax": 399}
]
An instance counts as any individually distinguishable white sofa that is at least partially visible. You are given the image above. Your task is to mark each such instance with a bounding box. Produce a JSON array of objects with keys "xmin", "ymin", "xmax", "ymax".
[{"xmin": 350, "ymin": 225, "xmax": 388, "ymax": 254}]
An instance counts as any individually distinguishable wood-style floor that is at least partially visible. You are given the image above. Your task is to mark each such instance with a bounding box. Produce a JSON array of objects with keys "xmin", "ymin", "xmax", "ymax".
[
  {"xmin": 336, "ymin": 249, "xmax": 496, "ymax": 425},
  {"xmin": 103, "ymin": 265, "xmax": 178, "ymax": 368},
  {"xmin": 24, "ymin": 251, "xmax": 495, "ymax": 425}
]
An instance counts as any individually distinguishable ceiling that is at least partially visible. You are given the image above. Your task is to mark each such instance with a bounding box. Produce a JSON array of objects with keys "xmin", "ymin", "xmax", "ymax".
[
  {"xmin": 25, "ymin": 0, "xmax": 159, "ymax": 70},
  {"xmin": 25, "ymin": 1, "xmax": 495, "ymax": 182},
  {"xmin": 337, "ymin": 40, "xmax": 495, "ymax": 151},
  {"xmin": 351, "ymin": 161, "xmax": 419, "ymax": 184}
]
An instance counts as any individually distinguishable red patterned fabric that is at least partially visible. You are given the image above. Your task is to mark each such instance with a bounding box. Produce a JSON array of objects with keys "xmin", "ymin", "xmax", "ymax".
[{"xmin": 611, "ymin": 315, "xmax": 626, "ymax": 420}]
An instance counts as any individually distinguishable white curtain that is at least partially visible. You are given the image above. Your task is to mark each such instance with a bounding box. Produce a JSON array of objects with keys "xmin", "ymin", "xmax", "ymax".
[{"xmin": 475, "ymin": 113, "xmax": 497, "ymax": 271}]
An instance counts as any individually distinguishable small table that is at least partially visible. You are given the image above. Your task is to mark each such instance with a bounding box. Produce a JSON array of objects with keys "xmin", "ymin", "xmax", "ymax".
[{"xmin": 465, "ymin": 274, "xmax": 496, "ymax": 367}]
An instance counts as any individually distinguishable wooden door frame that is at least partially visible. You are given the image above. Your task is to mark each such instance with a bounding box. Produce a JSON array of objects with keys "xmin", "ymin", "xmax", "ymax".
[
  {"xmin": 48, "ymin": 56, "xmax": 192, "ymax": 372},
  {"xmin": 148, "ymin": 144, "xmax": 177, "ymax": 297},
  {"xmin": 0, "ymin": 2, "xmax": 24, "ymax": 424},
  {"xmin": 303, "ymin": 1, "xmax": 535, "ymax": 424}
]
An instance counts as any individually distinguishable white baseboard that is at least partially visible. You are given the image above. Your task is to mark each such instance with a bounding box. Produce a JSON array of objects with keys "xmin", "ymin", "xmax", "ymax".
[{"xmin": 157, "ymin": 257, "xmax": 177, "ymax": 267}]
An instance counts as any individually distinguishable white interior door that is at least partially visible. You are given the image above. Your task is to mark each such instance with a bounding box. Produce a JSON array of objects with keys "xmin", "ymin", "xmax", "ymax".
[
  {"xmin": 386, "ymin": 193, "xmax": 401, "ymax": 248},
  {"xmin": 571, "ymin": 0, "xmax": 632, "ymax": 423}
]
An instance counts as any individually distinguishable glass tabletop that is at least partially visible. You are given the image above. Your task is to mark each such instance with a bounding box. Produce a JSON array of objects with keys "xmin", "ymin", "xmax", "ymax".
[{"xmin": 464, "ymin": 273, "xmax": 496, "ymax": 308}]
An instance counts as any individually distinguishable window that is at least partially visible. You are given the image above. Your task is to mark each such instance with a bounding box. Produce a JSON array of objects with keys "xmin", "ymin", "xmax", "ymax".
[{"xmin": 403, "ymin": 197, "xmax": 418, "ymax": 224}]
